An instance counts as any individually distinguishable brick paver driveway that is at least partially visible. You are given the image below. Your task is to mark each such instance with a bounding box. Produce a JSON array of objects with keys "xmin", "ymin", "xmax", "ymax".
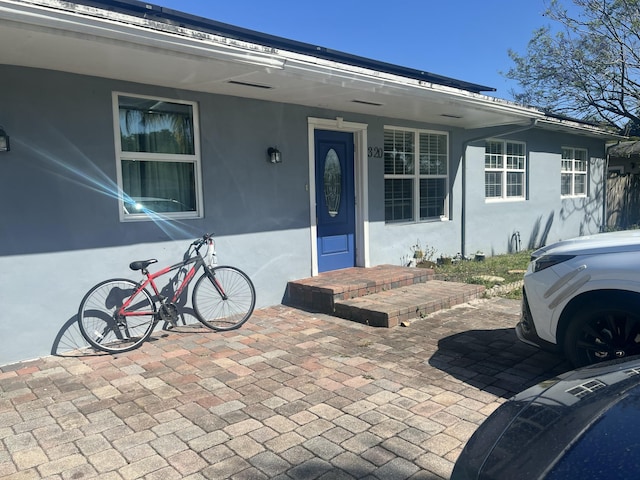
[{"xmin": 0, "ymin": 298, "xmax": 571, "ymax": 479}]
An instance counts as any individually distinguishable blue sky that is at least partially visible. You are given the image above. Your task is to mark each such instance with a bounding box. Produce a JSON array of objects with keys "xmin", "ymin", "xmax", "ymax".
[{"xmin": 152, "ymin": 0, "xmax": 554, "ymax": 99}]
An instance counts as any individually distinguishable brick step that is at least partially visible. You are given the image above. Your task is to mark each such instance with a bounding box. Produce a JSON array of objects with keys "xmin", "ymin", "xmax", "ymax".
[
  {"xmin": 286, "ymin": 265, "xmax": 434, "ymax": 314},
  {"xmin": 333, "ymin": 280, "xmax": 485, "ymax": 328},
  {"xmin": 285, "ymin": 265, "xmax": 484, "ymax": 328}
]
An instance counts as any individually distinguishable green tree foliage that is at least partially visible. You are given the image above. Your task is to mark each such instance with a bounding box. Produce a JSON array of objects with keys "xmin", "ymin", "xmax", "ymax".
[{"xmin": 507, "ymin": 0, "xmax": 640, "ymax": 131}]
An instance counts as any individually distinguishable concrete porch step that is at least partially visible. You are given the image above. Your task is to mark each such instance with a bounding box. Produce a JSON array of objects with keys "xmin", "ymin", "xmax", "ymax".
[
  {"xmin": 334, "ymin": 280, "xmax": 485, "ymax": 328},
  {"xmin": 285, "ymin": 264, "xmax": 485, "ymax": 327}
]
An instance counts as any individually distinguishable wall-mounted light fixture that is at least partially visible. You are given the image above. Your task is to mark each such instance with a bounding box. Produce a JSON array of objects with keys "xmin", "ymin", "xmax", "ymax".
[
  {"xmin": 0, "ymin": 127, "xmax": 9, "ymax": 152},
  {"xmin": 267, "ymin": 147, "xmax": 282, "ymax": 164}
]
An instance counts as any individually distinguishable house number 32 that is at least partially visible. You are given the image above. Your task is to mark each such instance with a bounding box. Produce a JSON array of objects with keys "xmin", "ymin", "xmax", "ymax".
[{"xmin": 368, "ymin": 147, "xmax": 383, "ymax": 158}]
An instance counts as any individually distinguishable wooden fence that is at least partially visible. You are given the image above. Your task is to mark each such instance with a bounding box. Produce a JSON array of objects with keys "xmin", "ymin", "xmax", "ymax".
[{"xmin": 607, "ymin": 173, "xmax": 640, "ymax": 230}]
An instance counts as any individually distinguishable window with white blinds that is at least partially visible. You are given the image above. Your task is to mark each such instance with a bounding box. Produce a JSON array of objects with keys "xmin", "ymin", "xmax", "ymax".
[
  {"xmin": 384, "ymin": 127, "xmax": 449, "ymax": 223},
  {"xmin": 485, "ymin": 140, "xmax": 526, "ymax": 200}
]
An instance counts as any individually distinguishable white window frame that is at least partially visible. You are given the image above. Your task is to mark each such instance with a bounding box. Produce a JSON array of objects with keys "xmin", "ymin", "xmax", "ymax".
[
  {"xmin": 484, "ymin": 139, "xmax": 527, "ymax": 202},
  {"xmin": 113, "ymin": 92, "xmax": 204, "ymax": 222},
  {"xmin": 561, "ymin": 147, "xmax": 588, "ymax": 198},
  {"xmin": 383, "ymin": 126, "xmax": 449, "ymax": 224}
]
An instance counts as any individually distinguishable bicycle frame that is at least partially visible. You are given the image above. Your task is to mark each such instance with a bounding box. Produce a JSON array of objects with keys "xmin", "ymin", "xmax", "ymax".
[
  {"xmin": 118, "ymin": 249, "xmax": 225, "ymax": 319},
  {"xmin": 77, "ymin": 233, "xmax": 255, "ymax": 354}
]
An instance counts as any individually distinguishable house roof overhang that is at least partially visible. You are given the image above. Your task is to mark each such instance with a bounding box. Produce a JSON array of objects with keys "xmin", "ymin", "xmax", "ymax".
[
  {"xmin": 608, "ymin": 141, "xmax": 640, "ymax": 158},
  {"xmin": 0, "ymin": 0, "xmax": 622, "ymax": 139}
]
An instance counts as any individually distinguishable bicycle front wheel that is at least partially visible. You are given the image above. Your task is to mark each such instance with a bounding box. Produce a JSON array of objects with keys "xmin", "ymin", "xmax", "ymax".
[
  {"xmin": 77, "ymin": 278, "xmax": 156, "ymax": 353},
  {"xmin": 192, "ymin": 266, "xmax": 256, "ymax": 331}
]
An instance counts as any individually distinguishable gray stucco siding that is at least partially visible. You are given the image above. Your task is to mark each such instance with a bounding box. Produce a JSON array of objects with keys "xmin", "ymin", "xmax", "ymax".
[
  {"xmin": 0, "ymin": 64, "xmax": 610, "ymax": 366},
  {"xmin": 364, "ymin": 120, "xmax": 465, "ymax": 265},
  {"xmin": 1, "ymin": 66, "xmax": 315, "ymax": 246},
  {"xmin": 462, "ymin": 133, "xmax": 606, "ymax": 256},
  {"xmin": 0, "ymin": 66, "xmax": 317, "ymax": 365}
]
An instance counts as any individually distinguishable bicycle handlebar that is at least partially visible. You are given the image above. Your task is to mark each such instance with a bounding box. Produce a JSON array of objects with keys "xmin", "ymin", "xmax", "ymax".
[{"xmin": 191, "ymin": 233, "xmax": 215, "ymax": 247}]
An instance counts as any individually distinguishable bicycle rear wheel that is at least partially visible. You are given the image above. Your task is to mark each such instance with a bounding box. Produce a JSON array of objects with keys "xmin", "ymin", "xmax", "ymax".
[
  {"xmin": 77, "ymin": 278, "xmax": 156, "ymax": 353},
  {"xmin": 192, "ymin": 266, "xmax": 256, "ymax": 331}
]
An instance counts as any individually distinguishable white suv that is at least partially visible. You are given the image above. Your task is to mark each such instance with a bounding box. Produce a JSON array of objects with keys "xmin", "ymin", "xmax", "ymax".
[{"xmin": 518, "ymin": 230, "xmax": 640, "ymax": 367}]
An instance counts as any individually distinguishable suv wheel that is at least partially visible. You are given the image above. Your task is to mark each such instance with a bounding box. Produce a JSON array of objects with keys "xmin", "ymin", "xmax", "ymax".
[{"xmin": 564, "ymin": 303, "xmax": 640, "ymax": 367}]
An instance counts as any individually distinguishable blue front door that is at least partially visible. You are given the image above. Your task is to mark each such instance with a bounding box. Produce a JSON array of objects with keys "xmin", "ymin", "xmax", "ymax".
[{"xmin": 315, "ymin": 130, "xmax": 355, "ymax": 272}]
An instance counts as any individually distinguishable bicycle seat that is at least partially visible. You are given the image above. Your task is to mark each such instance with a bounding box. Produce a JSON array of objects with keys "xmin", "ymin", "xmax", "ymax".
[{"xmin": 129, "ymin": 259, "xmax": 158, "ymax": 271}]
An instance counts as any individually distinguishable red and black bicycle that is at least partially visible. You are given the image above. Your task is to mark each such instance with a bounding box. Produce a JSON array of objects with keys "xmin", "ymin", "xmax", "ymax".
[{"xmin": 77, "ymin": 233, "xmax": 255, "ymax": 353}]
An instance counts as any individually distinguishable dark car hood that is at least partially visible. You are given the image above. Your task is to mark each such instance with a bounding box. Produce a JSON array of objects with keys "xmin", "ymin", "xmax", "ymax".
[{"xmin": 452, "ymin": 357, "xmax": 640, "ymax": 479}]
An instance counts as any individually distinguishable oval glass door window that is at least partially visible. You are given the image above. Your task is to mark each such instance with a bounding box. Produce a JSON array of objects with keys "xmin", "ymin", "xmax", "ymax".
[{"xmin": 324, "ymin": 149, "xmax": 341, "ymax": 217}]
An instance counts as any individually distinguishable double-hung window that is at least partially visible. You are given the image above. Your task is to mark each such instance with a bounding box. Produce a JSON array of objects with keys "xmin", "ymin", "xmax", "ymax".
[
  {"xmin": 384, "ymin": 127, "xmax": 449, "ymax": 223},
  {"xmin": 485, "ymin": 140, "xmax": 526, "ymax": 200},
  {"xmin": 561, "ymin": 147, "xmax": 588, "ymax": 197},
  {"xmin": 114, "ymin": 93, "xmax": 203, "ymax": 220}
]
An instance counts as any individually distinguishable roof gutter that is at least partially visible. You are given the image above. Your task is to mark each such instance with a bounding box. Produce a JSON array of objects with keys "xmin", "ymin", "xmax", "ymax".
[{"xmin": 460, "ymin": 119, "xmax": 539, "ymax": 258}]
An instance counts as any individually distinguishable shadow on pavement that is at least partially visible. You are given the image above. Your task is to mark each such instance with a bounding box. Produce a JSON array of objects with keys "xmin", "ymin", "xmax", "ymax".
[
  {"xmin": 50, "ymin": 309, "xmax": 208, "ymax": 358},
  {"xmin": 429, "ymin": 327, "xmax": 573, "ymax": 398},
  {"xmin": 50, "ymin": 314, "xmax": 105, "ymax": 358}
]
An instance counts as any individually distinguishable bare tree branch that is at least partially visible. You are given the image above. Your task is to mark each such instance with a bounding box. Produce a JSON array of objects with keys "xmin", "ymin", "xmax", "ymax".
[{"xmin": 506, "ymin": 0, "xmax": 640, "ymax": 131}]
